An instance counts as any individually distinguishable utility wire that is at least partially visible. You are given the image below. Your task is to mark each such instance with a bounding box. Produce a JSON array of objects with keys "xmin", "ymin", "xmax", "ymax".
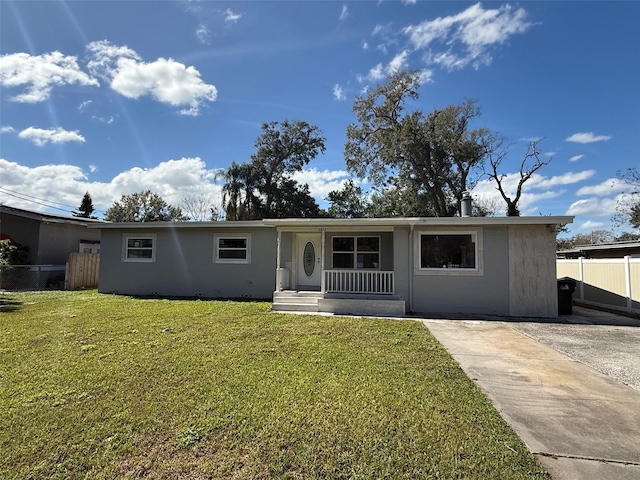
[{"xmin": 0, "ymin": 186, "xmax": 106, "ymax": 216}]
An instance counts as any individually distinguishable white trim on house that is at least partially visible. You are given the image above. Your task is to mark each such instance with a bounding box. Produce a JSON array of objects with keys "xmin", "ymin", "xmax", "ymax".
[
  {"xmin": 214, "ymin": 233, "xmax": 251, "ymax": 264},
  {"xmin": 413, "ymin": 228, "xmax": 484, "ymax": 276},
  {"xmin": 331, "ymin": 235, "xmax": 381, "ymax": 270},
  {"xmin": 122, "ymin": 234, "xmax": 156, "ymax": 262}
]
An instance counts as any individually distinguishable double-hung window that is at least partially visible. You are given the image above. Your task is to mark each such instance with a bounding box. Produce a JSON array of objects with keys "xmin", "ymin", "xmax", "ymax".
[
  {"xmin": 419, "ymin": 232, "xmax": 477, "ymax": 270},
  {"xmin": 332, "ymin": 236, "xmax": 380, "ymax": 269},
  {"xmin": 215, "ymin": 235, "xmax": 250, "ymax": 263},
  {"xmin": 123, "ymin": 235, "xmax": 156, "ymax": 262}
]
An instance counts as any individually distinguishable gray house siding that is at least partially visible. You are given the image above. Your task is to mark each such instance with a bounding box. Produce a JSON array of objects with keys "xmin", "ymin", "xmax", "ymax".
[
  {"xmin": 39, "ymin": 222, "xmax": 100, "ymax": 265},
  {"xmin": 0, "ymin": 207, "xmax": 101, "ymax": 265},
  {"xmin": 392, "ymin": 227, "xmax": 410, "ymax": 302},
  {"xmin": 98, "ymin": 226, "xmax": 276, "ymax": 299},
  {"xmin": 411, "ymin": 226, "xmax": 510, "ymax": 315},
  {"xmin": 1, "ymin": 214, "xmax": 40, "ymax": 264}
]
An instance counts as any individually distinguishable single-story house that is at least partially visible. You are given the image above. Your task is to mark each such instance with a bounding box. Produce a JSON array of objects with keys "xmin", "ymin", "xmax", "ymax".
[
  {"xmin": 92, "ymin": 214, "xmax": 572, "ymax": 318},
  {"xmin": 0, "ymin": 205, "xmax": 102, "ymax": 265},
  {"xmin": 557, "ymin": 241, "xmax": 640, "ymax": 259}
]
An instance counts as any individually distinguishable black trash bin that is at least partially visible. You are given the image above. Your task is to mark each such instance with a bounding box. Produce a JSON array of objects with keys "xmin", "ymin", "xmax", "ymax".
[{"xmin": 557, "ymin": 277, "xmax": 577, "ymax": 315}]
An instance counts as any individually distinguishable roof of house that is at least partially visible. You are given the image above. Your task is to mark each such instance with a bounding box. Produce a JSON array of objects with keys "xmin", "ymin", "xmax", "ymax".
[
  {"xmin": 0, "ymin": 205, "xmax": 105, "ymax": 226},
  {"xmin": 91, "ymin": 215, "xmax": 573, "ymax": 230},
  {"xmin": 557, "ymin": 241, "xmax": 640, "ymax": 257}
]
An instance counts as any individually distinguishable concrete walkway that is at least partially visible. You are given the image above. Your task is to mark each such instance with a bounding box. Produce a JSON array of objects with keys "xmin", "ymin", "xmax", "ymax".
[{"xmin": 423, "ymin": 317, "xmax": 640, "ymax": 480}]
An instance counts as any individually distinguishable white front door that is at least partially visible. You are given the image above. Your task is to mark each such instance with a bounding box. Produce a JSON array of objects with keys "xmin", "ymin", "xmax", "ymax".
[{"xmin": 297, "ymin": 233, "xmax": 321, "ymax": 289}]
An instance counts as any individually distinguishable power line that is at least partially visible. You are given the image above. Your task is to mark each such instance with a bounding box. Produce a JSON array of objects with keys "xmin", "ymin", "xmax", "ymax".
[{"xmin": 0, "ymin": 187, "xmax": 106, "ymax": 215}]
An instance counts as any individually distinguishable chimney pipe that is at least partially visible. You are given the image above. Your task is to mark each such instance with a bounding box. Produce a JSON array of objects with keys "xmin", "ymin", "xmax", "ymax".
[{"xmin": 461, "ymin": 191, "xmax": 472, "ymax": 217}]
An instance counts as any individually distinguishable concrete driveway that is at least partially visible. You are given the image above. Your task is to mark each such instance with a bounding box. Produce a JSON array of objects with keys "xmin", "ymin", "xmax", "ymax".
[{"xmin": 422, "ymin": 307, "xmax": 640, "ymax": 480}]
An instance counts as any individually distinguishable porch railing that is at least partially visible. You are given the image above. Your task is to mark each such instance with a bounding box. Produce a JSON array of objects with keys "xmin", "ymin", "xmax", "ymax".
[{"xmin": 324, "ymin": 270, "xmax": 394, "ymax": 295}]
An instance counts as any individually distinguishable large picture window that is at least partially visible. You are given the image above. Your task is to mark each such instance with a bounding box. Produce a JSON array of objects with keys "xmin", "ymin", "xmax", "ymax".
[
  {"xmin": 215, "ymin": 235, "xmax": 250, "ymax": 263},
  {"xmin": 420, "ymin": 233, "xmax": 476, "ymax": 269},
  {"xmin": 332, "ymin": 236, "xmax": 380, "ymax": 269},
  {"xmin": 123, "ymin": 235, "xmax": 155, "ymax": 262}
]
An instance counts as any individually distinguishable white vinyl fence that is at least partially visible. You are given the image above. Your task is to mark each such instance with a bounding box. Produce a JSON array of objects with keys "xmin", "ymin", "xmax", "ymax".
[{"xmin": 557, "ymin": 256, "xmax": 640, "ymax": 314}]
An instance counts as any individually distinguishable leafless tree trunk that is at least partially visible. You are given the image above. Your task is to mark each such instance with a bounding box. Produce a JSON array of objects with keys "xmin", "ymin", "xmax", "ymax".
[{"xmin": 485, "ymin": 139, "xmax": 550, "ymax": 216}]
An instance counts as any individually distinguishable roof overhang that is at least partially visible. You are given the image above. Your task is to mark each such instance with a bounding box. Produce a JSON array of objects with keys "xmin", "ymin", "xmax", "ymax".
[
  {"xmin": 1, "ymin": 205, "xmax": 105, "ymax": 227},
  {"xmin": 90, "ymin": 220, "xmax": 270, "ymax": 229},
  {"xmin": 90, "ymin": 216, "xmax": 574, "ymax": 230},
  {"xmin": 263, "ymin": 216, "xmax": 574, "ymax": 228}
]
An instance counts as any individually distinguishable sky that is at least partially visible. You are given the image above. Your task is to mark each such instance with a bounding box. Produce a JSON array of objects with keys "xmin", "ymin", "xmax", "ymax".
[{"xmin": 1, "ymin": 0, "xmax": 638, "ymax": 235}]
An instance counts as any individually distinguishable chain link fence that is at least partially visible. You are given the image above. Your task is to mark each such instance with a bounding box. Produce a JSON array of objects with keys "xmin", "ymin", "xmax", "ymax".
[{"xmin": 0, "ymin": 265, "xmax": 67, "ymax": 291}]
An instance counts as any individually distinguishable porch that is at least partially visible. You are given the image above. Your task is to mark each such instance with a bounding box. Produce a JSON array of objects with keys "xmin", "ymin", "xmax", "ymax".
[
  {"xmin": 269, "ymin": 225, "xmax": 406, "ymax": 316},
  {"xmin": 272, "ymin": 269, "xmax": 405, "ymax": 316},
  {"xmin": 272, "ymin": 290, "xmax": 406, "ymax": 316}
]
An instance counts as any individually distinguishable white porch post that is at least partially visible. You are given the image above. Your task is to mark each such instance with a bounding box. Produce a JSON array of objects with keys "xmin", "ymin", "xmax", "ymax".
[
  {"xmin": 276, "ymin": 230, "xmax": 281, "ymax": 291},
  {"xmin": 320, "ymin": 228, "xmax": 326, "ymax": 293}
]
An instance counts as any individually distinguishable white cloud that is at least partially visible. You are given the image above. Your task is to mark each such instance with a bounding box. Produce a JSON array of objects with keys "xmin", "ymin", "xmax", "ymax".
[
  {"xmin": 569, "ymin": 154, "xmax": 584, "ymax": 162},
  {"xmin": 340, "ymin": 4, "xmax": 349, "ymax": 21},
  {"xmin": 363, "ymin": 41, "xmax": 369, "ymax": 50},
  {"xmin": 402, "ymin": 0, "xmax": 417, "ymax": 4},
  {"xmin": 566, "ymin": 132, "xmax": 612, "ymax": 143},
  {"xmin": 0, "ymin": 157, "xmax": 223, "ymax": 215},
  {"xmin": 529, "ymin": 170, "xmax": 596, "ymax": 189},
  {"xmin": 579, "ymin": 220, "xmax": 605, "ymax": 230},
  {"xmin": 358, "ymin": 63, "xmax": 385, "ymax": 83},
  {"xmin": 224, "ymin": 8, "xmax": 242, "ymax": 23},
  {"xmin": 86, "ymin": 40, "xmax": 217, "ymax": 115},
  {"xmin": 196, "ymin": 24, "xmax": 210, "ymax": 44},
  {"xmin": 576, "ymin": 178, "xmax": 629, "ymax": 196},
  {"xmin": 90, "ymin": 114, "xmax": 114, "ymax": 124},
  {"xmin": 0, "ymin": 51, "xmax": 99, "ymax": 103},
  {"xmin": 1, "ymin": 126, "xmax": 16, "ymax": 133},
  {"xmin": 78, "ymin": 100, "xmax": 93, "ymax": 111},
  {"xmin": 404, "ymin": 3, "xmax": 532, "ymax": 71},
  {"xmin": 333, "ymin": 84, "xmax": 346, "ymax": 101},
  {"xmin": 472, "ymin": 169, "xmax": 596, "ymax": 214},
  {"xmin": 292, "ymin": 168, "xmax": 351, "ymax": 201},
  {"xmin": 387, "ymin": 50, "xmax": 410, "ymax": 74},
  {"xmin": 566, "ymin": 197, "xmax": 618, "ymax": 217},
  {"xmin": 18, "ymin": 127, "xmax": 85, "ymax": 147},
  {"xmin": 89, "ymin": 165, "xmax": 98, "ymax": 173}
]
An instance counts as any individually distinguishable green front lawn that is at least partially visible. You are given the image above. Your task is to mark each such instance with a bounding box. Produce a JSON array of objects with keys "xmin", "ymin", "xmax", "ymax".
[{"xmin": 0, "ymin": 291, "xmax": 549, "ymax": 479}]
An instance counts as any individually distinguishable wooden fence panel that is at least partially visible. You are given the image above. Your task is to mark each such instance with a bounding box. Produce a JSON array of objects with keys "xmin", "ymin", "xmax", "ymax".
[{"xmin": 65, "ymin": 253, "xmax": 100, "ymax": 290}]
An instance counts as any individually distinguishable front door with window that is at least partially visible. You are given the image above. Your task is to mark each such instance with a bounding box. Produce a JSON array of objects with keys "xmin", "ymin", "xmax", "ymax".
[{"xmin": 296, "ymin": 233, "xmax": 321, "ymax": 289}]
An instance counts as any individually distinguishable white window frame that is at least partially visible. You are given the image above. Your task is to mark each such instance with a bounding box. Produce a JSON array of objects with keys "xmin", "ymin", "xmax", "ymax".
[
  {"xmin": 214, "ymin": 234, "xmax": 251, "ymax": 264},
  {"xmin": 331, "ymin": 235, "xmax": 380, "ymax": 270},
  {"xmin": 122, "ymin": 234, "xmax": 156, "ymax": 263},
  {"xmin": 415, "ymin": 230, "xmax": 483, "ymax": 276}
]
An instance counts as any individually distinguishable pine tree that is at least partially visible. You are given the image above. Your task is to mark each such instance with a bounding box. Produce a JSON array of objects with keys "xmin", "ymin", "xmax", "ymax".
[{"xmin": 74, "ymin": 192, "xmax": 96, "ymax": 218}]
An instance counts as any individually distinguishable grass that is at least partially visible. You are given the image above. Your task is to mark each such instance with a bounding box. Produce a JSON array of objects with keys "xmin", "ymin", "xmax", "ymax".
[{"xmin": 0, "ymin": 290, "xmax": 550, "ymax": 479}]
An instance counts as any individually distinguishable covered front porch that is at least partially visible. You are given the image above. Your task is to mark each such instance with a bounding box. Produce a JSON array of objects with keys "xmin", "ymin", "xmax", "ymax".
[{"xmin": 267, "ymin": 221, "xmax": 406, "ymax": 316}]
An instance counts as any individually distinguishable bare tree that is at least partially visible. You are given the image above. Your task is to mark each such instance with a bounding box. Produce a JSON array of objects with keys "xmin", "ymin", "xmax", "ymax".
[
  {"xmin": 612, "ymin": 168, "xmax": 640, "ymax": 229},
  {"xmin": 485, "ymin": 139, "xmax": 550, "ymax": 216},
  {"xmin": 180, "ymin": 195, "xmax": 220, "ymax": 222}
]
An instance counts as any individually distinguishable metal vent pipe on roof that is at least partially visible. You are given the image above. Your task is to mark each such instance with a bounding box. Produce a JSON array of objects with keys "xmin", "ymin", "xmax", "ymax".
[{"xmin": 461, "ymin": 191, "xmax": 472, "ymax": 217}]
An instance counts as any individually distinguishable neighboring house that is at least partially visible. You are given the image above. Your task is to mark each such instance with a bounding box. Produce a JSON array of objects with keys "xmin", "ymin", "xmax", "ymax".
[
  {"xmin": 557, "ymin": 241, "xmax": 640, "ymax": 259},
  {"xmin": 93, "ymin": 214, "xmax": 572, "ymax": 318},
  {"xmin": 0, "ymin": 205, "xmax": 102, "ymax": 265}
]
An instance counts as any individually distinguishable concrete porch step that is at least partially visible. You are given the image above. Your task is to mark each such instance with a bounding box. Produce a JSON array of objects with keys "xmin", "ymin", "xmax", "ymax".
[
  {"xmin": 273, "ymin": 295, "xmax": 320, "ymax": 305},
  {"xmin": 271, "ymin": 302, "xmax": 319, "ymax": 312}
]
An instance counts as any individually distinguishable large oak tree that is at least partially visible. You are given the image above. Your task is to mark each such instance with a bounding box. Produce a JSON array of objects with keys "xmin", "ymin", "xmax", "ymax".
[{"xmin": 345, "ymin": 70, "xmax": 490, "ymax": 217}]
